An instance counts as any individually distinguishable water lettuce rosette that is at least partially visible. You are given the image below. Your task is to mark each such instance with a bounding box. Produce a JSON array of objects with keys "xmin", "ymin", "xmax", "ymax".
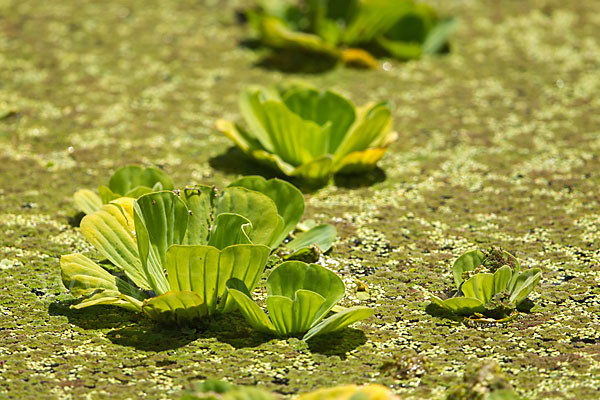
[
  {"xmin": 246, "ymin": 0, "xmax": 456, "ymax": 68},
  {"xmin": 431, "ymin": 247, "xmax": 542, "ymax": 320},
  {"xmin": 216, "ymin": 84, "xmax": 397, "ymax": 182}
]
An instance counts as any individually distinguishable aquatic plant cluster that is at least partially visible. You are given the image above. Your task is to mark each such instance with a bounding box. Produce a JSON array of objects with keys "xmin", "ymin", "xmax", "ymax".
[
  {"xmin": 63, "ymin": 158, "xmax": 542, "ymax": 338},
  {"xmin": 33, "ymin": 0, "xmax": 561, "ymax": 398}
]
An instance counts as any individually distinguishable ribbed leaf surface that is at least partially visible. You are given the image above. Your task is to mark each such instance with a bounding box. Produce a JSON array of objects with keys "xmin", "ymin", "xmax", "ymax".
[
  {"xmin": 461, "ymin": 273, "xmax": 495, "ymax": 303},
  {"xmin": 134, "ymin": 192, "xmax": 189, "ymax": 294},
  {"xmin": 80, "ymin": 203, "xmax": 149, "ymax": 290},
  {"xmin": 166, "ymin": 244, "xmax": 270, "ymax": 314},
  {"xmin": 73, "ymin": 189, "xmax": 102, "ymax": 215},
  {"xmin": 142, "ymin": 291, "xmax": 208, "ymax": 325},
  {"xmin": 216, "ymin": 187, "xmax": 279, "ymax": 246},
  {"xmin": 228, "ymin": 176, "xmax": 305, "ymax": 248}
]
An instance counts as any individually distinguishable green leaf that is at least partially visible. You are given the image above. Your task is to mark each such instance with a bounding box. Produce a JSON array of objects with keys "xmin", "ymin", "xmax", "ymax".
[
  {"xmin": 216, "ymin": 119, "xmax": 265, "ymax": 154},
  {"xmin": 180, "ymin": 185, "xmax": 215, "ymax": 246},
  {"xmin": 123, "ymin": 186, "xmax": 154, "ymax": 199},
  {"xmin": 80, "ymin": 204, "xmax": 150, "ymax": 290},
  {"xmin": 73, "ymin": 189, "xmax": 103, "ymax": 215},
  {"xmin": 208, "ymin": 213, "xmax": 252, "ymax": 249},
  {"xmin": 226, "ymin": 279, "xmax": 276, "ymax": 333},
  {"xmin": 334, "ymin": 102, "xmax": 392, "ymax": 162},
  {"xmin": 460, "ymin": 273, "xmax": 495, "ymax": 304},
  {"xmin": 267, "ymin": 262, "xmax": 345, "ymax": 324},
  {"xmin": 228, "ymin": 176, "xmax": 305, "ymax": 249},
  {"xmin": 493, "ymin": 265, "xmax": 512, "ymax": 293},
  {"xmin": 166, "ymin": 244, "xmax": 270, "ymax": 314},
  {"xmin": 303, "ymin": 305, "xmax": 373, "ymax": 341},
  {"xmin": 282, "ymin": 88, "xmax": 356, "ymax": 153},
  {"xmin": 509, "ymin": 269, "xmax": 542, "ymax": 305},
  {"xmin": 333, "ymin": 147, "xmax": 389, "ymax": 174},
  {"xmin": 431, "ymin": 296, "xmax": 485, "ymax": 315},
  {"xmin": 60, "ymin": 253, "xmax": 146, "ymax": 301},
  {"xmin": 216, "ymin": 187, "xmax": 279, "ymax": 246},
  {"xmin": 72, "ymin": 289, "xmax": 143, "ymax": 312},
  {"xmin": 257, "ymin": 15, "xmax": 339, "ymax": 55},
  {"xmin": 286, "ymin": 224, "xmax": 336, "ymax": 253},
  {"xmin": 142, "ymin": 291, "xmax": 208, "ymax": 325},
  {"xmin": 108, "ymin": 165, "xmax": 174, "ymax": 196},
  {"xmin": 239, "ymin": 87, "xmax": 279, "ymax": 153},
  {"xmin": 98, "ymin": 185, "xmax": 121, "ymax": 204},
  {"xmin": 290, "ymin": 155, "xmax": 335, "ymax": 181},
  {"xmin": 291, "ymin": 289, "xmax": 327, "ymax": 333},
  {"xmin": 266, "ymin": 295, "xmax": 295, "ymax": 335},
  {"xmin": 259, "ymin": 100, "xmax": 330, "ymax": 166},
  {"xmin": 342, "ymin": 0, "xmax": 415, "ymax": 45},
  {"xmin": 452, "ymin": 249, "xmax": 486, "ymax": 287},
  {"xmin": 422, "ymin": 16, "xmax": 457, "ymax": 55},
  {"xmin": 134, "ymin": 191, "xmax": 189, "ymax": 294}
]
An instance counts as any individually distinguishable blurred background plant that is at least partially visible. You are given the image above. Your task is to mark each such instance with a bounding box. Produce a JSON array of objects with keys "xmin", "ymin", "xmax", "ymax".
[{"xmin": 242, "ymin": 0, "xmax": 456, "ymax": 71}]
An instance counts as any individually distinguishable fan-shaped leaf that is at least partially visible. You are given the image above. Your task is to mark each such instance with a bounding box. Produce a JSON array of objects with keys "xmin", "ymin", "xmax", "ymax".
[
  {"xmin": 282, "ymin": 89, "xmax": 356, "ymax": 152},
  {"xmin": 334, "ymin": 102, "xmax": 392, "ymax": 161},
  {"xmin": 80, "ymin": 203, "xmax": 149, "ymax": 290},
  {"xmin": 286, "ymin": 224, "xmax": 336, "ymax": 253},
  {"xmin": 258, "ymin": 100, "xmax": 330, "ymax": 166},
  {"xmin": 461, "ymin": 273, "xmax": 495, "ymax": 303},
  {"xmin": 166, "ymin": 244, "xmax": 270, "ymax": 314},
  {"xmin": 72, "ymin": 289, "xmax": 143, "ymax": 312},
  {"xmin": 216, "ymin": 187, "xmax": 279, "ymax": 246},
  {"xmin": 73, "ymin": 189, "xmax": 102, "ymax": 215},
  {"xmin": 134, "ymin": 192, "xmax": 189, "ymax": 294},
  {"xmin": 267, "ymin": 262, "xmax": 345, "ymax": 323},
  {"xmin": 493, "ymin": 265, "xmax": 512, "ymax": 293},
  {"xmin": 228, "ymin": 176, "xmax": 305, "ymax": 248},
  {"xmin": 452, "ymin": 249, "xmax": 486, "ymax": 287},
  {"xmin": 108, "ymin": 165, "xmax": 174, "ymax": 196},
  {"xmin": 142, "ymin": 291, "xmax": 208, "ymax": 325},
  {"xmin": 303, "ymin": 305, "xmax": 373, "ymax": 341},
  {"xmin": 179, "ymin": 185, "xmax": 214, "ymax": 246},
  {"xmin": 432, "ymin": 296, "xmax": 485, "ymax": 315},
  {"xmin": 208, "ymin": 213, "xmax": 253, "ymax": 250},
  {"xmin": 226, "ymin": 278, "xmax": 276, "ymax": 333},
  {"xmin": 60, "ymin": 253, "xmax": 146, "ymax": 301},
  {"xmin": 509, "ymin": 269, "xmax": 542, "ymax": 305}
]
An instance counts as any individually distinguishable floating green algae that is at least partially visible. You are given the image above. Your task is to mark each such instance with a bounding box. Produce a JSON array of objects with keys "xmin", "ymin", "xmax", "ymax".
[{"xmin": 1, "ymin": 0, "xmax": 600, "ymax": 399}]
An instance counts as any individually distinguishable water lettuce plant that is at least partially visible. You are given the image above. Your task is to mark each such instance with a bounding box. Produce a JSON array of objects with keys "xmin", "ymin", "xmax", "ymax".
[
  {"xmin": 73, "ymin": 165, "xmax": 174, "ymax": 215},
  {"xmin": 217, "ymin": 85, "xmax": 396, "ymax": 182},
  {"xmin": 431, "ymin": 247, "xmax": 542, "ymax": 320},
  {"xmin": 61, "ymin": 190, "xmax": 272, "ymax": 324},
  {"xmin": 62, "ymin": 177, "xmax": 337, "ymax": 324},
  {"xmin": 246, "ymin": 0, "xmax": 456, "ymax": 68},
  {"xmin": 226, "ymin": 261, "xmax": 373, "ymax": 340}
]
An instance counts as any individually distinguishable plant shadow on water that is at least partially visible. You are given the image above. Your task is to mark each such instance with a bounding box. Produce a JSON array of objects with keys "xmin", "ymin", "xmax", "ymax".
[
  {"xmin": 49, "ymin": 301, "xmax": 271, "ymax": 351},
  {"xmin": 209, "ymin": 147, "xmax": 281, "ymax": 180},
  {"xmin": 306, "ymin": 328, "xmax": 367, "ymax": 359},
  {"xmin": 49, "ymin": 300, "xmax": 142, "ymax": 330},
  {"xmin": 239, "ymin": 40, "xmax": 338, "ymax": 74},
  {"xmin": 333, "ymin": 168, "xmax": 387, "ymax": 189},
  {"xmin": 210, "ymin": 147, "xmax": 386, "ymax": 192},
  {"xmin": 424, "ymin": 303, "xmax": 464, "ymax": 323}
]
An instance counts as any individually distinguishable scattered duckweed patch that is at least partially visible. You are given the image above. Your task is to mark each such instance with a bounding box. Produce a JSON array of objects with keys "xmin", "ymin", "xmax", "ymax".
[{"xmin": 1, "ymin": 0, "xmax": 600, "ymax": 399}]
